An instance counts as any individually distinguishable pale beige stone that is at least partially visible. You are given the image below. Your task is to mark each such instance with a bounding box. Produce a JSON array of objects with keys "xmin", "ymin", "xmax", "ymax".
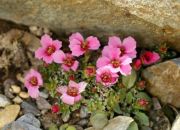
[
  {"xmin": 142, "ymin": 58, "xmax": 180, "ymax": 108},
  {"xmin": 19, "ymin": 92, "xmax": 29, "ymax": 99},
  {"xmin": 0, "ymin": 0, "xmax": 179, "ymax": 52},
  {"xmin": 11, "ymin": 85, "xmax": 21, "ymax": 94},
  {"xmin": 0, "ymin": 105, "xmax": 20, "ymax": 129}
]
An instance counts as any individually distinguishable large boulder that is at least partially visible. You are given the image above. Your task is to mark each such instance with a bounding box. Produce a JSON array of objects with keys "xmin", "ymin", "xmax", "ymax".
[
  {"xmin": 142, "ymin": 58, "xmax": 180, "ymax": 108},
  {"xmin": 0, "ymin": 0, "xmax": 179, "ymax": 51}
]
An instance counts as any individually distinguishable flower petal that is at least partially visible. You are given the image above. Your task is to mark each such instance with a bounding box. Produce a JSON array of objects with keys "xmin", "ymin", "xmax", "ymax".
[
  {"xmin": 53, "ymin": 40, "xmax": 62, "ymax": 50},
  {"xmin": 96, "ymin": 56, "xmax": 110, "ymax": 68},
  {"xmin": 152, "ymin": 52, "xmax": 160, "ymax": 63},
  {"xmin": 74, "ymin": 95, "xmax": 82, "ymax": 102},
  {"xmin": 61, "ymin": 64, "xmax": 70, "ymax": 71},
  {"xmin": 43, "ymin": 55, "xmax": 54, "ymax": 64},
  {"xmin": 123, "ymin": 36, "xmax": 136, "ymax": 52},
  {"xmin": 126, "ymin": 50, "xmax": 137, "ymax": 59},
  {"xmin": 35, "ymin": 48, "xmax": 45, "ymax": 59},
  {"xmin": 52, "ymin": 50, "xmax": 65, "ymax": 63},
  {"xmin": 61, "ymin": 93, "xmax": 75, "ymax": 105},
  {"xmin": 120, "ymin": 56, "xmax": 132, "ymax": 65},
  {"xmin": 86, "ymin": 36, "xmax": 100, "ymax": 50},
  {"xmin": 108, "ymin": 47, "xmax": 121, "ymax": 59},
  {"xmin": 28, "ymin": 87, "xmax": 40, "ymax": 99},
  {"xmin": 102, "ymin": 46, "xmax": 110, "ymax": 57},
  {"xmin": 69, "ymin": 32, "xmax": 84, "ymax": 42},
  {"xmin": 69, "ymin": 80, "xmax": 79, "ymax": 88},
  {"xmin": 78, "ymin": 82, "xmax": 87, "ymax": 93},
  {"xmin": 57, "ymin": 86, "xmax": 67, "ymax": 94},
  {"xmin": 40, "ymin": 34, "xmax": 52, "ymax": 48},
  {"xmin": 108, "ymin": 36, "xmax": 121, "ymax": 48},
  {"xmin": 69, "ymin": 39, "xmax": 85, "ymax": 56},
  {"xmin": 119, "ymin": 64, "xmax": 132, "ymax": 76},
  {"xmin": 71, "ymin": 60, "xmax": 79, "ymax": 71}
]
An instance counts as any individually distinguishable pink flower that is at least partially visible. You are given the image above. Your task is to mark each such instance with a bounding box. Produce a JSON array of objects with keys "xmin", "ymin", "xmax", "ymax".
[
  {"xmin": 57, "ymin": 80, "xmax": 87, "ymax": 105},
  {"xmin": 35, "ymin": 34, "xmax": 62, "ymax": 64},
  {"xmin": 133, "ymin": 59, "xmax": 142, "ymax": 71},
  {"xmin": 84, "ymin": 66, "xmax": 96, "ymax": 77},
  {"xmin": 24, "ymin": 69, "xmax": 43, "ymax": 98},
  {"xmin": 97, "ymin": 47, "xmax": 132, "ymax": 76},
  {"xmin": 96, "ymin": 66, "xmax": 119, "ymax": 87},
  {"xmin": 69, "ymin": 32, "xmax": 100, "ymax": 57},
  {"xmin": 140, "ymin": 51, "xmax": 160, "ymax": 65},
  {"xmin": 103, "ymin": 36, "xmax": 137, "ymax": 58},
  {"xmin": 53, "ymin": 50, "xmax": 79, "ymax": 71}
]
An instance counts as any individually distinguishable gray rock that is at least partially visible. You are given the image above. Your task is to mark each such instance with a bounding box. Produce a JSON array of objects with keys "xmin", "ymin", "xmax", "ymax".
[
  {"xmin": 80, "ymin": 106, "xmax": 89, "ymax": 118},
  {"xmin": 77, "ymin": 119, "xmax": 89, "ymax": 127},
  {"xmin": 0, "ymin": 94, "xmax": 11, "ymax": 107},
  {"xmin": 17, "ymin": 113, "xmax": 41, "ymax": 128},
  {"xmin": 142, "ymin": 58, "xmax": 180, "ymax": 108},
  {"xmin": 39, "ymin": 91, "xmax": 49, "ymax": 99},
  {"xmin": 3, "ymin": 79, "xmax": 15, "ymax": 99},
  {"xmin": 0, "ymin": 0, "xmax": 179, "ymax": 52},
  {"xmin": 21, "ymin": 101, "xmax": 41, "ymax": 116},
  {"xmin": 36, "ymin": 97, "xmax": 51, "ymax": 110},
  {"xmin": 2, "ymin": 121, "xmax": 42, "ymax": 130}
]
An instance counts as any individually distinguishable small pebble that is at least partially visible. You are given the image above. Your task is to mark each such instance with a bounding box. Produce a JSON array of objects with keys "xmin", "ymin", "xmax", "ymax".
[
  {"xmin": 41, "ymin": 109, "xmax": 48, "ymax": 115},
  {"xmin": 29, "ymin": 26, "xmax": 43, "ymax": 36},
  {"xmin": 0, "ymin": 94, "xmax": 11, "ymax": 107},
  {"xmin": 80, "ymin": 106, "xmax": 89, "ymax": 118},
  {"xmin": 3, "ymin": 79, "xmax": 15, "ymax": 99},
  {"xmin": 36, "ymin": 97, "xmax": 51, "ymax": 110},
  {"xmin": 19, "ymin": 92, "xmax": 29, "ymax": 99},
  {"xmin": 77, "ymin": 119, "xmax": 89, "ymax": 127},
  {"xmin": 13, "ymin": 96, "xmax": 23, "ymax": 104},
  {"xmin": 11, "ymin": 85, "xmax": 21, "ymax": 94},
  {"xmin": 39, "ymin": 91, "xmax": 49, "ymax": 99}
]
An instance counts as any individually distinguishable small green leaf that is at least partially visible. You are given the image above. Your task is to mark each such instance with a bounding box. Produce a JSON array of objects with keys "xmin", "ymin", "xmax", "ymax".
[
  {"xmin": 126, "ymin": 92, "xmax": 134, "ymax": 104},
  {"xmin": 119, "ymin": 88, "xmax": 126, "ymax": 103},
  {"xmin": 59, "ymin": 124, "xmax": 69, "ymax": 130},
  {"xmin": 122, "ymin": 69, "xmax": 137, "ymax": 88},
  {"xmin": 48, "ymin": 124, "xmax": 58, "ymax": 130},
  {"xmin": 127, "ymin": 121, "xmax": 139, "ymax": 130},
  {"xmin": 113, "ymin": 103, "xmax": 122, "ymax": 114},
  {"xmin": 66, "ymin": 126, "xmax": 76, "ymax": 130},
  {"xmin": 134, "ymin": 111, "xmax": 149, "ymax": 126}
]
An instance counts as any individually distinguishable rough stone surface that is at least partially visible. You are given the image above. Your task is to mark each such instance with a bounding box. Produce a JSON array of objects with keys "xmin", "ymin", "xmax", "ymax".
[
  {"xmin": 103, "ymin": 116, "xmax": 134, "ymax": 130},
  {"xmin": 21, "ymin": 101, "xmax": 41, "ymax": 116},
  {"xmin": 85, "ymin": 116, "xmax": 134, "ymax": 130},
  {"xmin": 0, "ymin": 105, "xmax": 20, "ymax": 129},
  {"xmin": 3, "ymin": 79, "xmax": 15, "ymax": 99},
  {"xmin": 13, "ymin": 96, "xmax": 23, "ymax": 104},
  {"xmin": 172, "ymin": 115, "xmax": 180, "ymax": 130},
  {"xmin": 142, "ymin": 58, "xmax": 180, "ymax": 108},
  {"xmin": 0, "ymin": 29, "xmax": 40, "ymax": 70},
  {"xmin": 0, "ymin": 0, "xmax": 179, "ymax": 51},
  {"xmin": 36, "ymin": 97, "xmax": 51, "ymax": 110},
  {"xmin": 17, "ymin": 113, "xmax": 41, "ymax": 128},
  {"xmin": 3, "ymin": 113, "xmax": 41, "ymax": 130},
  {"xmin": 2, "ymin": 121, "xmax": 42, "ymax": 130},
  {"xmin": 0, "ymin": 94, "xmax": 11, "ymax": 107}
]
